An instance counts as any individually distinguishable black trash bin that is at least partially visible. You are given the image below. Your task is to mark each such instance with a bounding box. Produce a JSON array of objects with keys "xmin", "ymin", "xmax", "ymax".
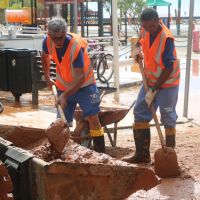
[
  {"xmin": 0, "ymin": 137, "xmax": 12, "ymax": 162},
  {"xmin": 6, "ymin": 49, "xmax": 37, "ymax": 101},
  {"xmin": 0, "ymin": 49, "xmax": 9, "ymax": 91},
  {"xmin": 5, "ymin": 146, "xmax": 34, "ymax": 200}
]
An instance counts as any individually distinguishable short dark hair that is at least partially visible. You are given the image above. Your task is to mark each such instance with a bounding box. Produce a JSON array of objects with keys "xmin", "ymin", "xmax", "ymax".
[{"xmin": 140, "ymin": 8, "xmax": 159, "ymax": 22}]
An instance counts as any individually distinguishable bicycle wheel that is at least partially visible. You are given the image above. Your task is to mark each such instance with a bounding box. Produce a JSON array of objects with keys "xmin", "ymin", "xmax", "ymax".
[{"xmin": 97, "ymin": 53, "xmax": 114, "ymax": 83}]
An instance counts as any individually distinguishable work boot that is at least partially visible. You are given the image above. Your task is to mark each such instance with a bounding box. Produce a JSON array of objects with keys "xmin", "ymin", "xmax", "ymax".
[
  {"xmin": 123, "ymin": 128, "xmax": 151, "ymax": 163},
  {"xmin": 90, "ymin": 128, "xmax": 105, "ymax": 153},
  {"xmin": 165, "ymin": 127, "xmax": 176, "ymax": 148},
  {"xmin": 93, "ymin": 136, "xmax": 105, "ymax": 153}
]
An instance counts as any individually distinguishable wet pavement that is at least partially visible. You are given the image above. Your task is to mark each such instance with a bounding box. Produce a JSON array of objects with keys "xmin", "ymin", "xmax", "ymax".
[
  {"xmin": 128, "ymin": 178, "xmax": 200, "ymax": 199},
  {"xmin": 0, "ymin": 53, "xmax": 200, "ymax": 128},
  {"xmin": 0, "ymin": 38, "xmax": 200, "ymax": 199},
  {"xmin": 178, "ymin": 58, "xmax": 200, "ymax": 122}
]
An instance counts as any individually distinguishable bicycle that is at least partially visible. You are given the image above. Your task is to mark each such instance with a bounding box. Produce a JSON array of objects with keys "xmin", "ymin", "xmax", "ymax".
[
  {"xmin": 96, "ymin": 53, "xmax": 114, "ymax": 83},
  {"xmin": 97, "ymin": 43, "xmax": 133, "ymax": 84},
  {"xmin": 88, "ymin": 40, "xmax": 105, "ymax": 70},
  {"xmin": 88, "ymin": 40, "xmax": 114, "ymax": 84}
]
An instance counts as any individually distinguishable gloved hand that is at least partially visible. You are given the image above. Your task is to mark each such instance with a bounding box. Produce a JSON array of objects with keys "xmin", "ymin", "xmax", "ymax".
[{"xmin": 145, "ymin": 88, "xmax": 157, "ymax": 108}]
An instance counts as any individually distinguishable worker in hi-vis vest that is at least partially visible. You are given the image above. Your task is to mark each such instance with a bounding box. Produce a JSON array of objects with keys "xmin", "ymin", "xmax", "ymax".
[
  {"xmin": 41, "ymin": 17, "xmax": 105, "ymax": 153},
  {"xmin": 123, "ymin": 8, "xmax": 180, "ymax": 164}
]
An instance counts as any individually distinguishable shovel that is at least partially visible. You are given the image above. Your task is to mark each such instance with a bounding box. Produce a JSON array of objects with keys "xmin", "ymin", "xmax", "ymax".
[
  {"xmin": 45, "ymin": 85, "xmax": 70, "ymax": 154},
  {"xmin": 138, "ymin": 58, "xmax": 180, "ymax": 178}
]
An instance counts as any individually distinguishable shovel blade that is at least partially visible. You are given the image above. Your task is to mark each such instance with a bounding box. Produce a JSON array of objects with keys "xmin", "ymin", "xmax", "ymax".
[
  {"xmin": 45, "ymin": 119, "xmax": 70, "ymax": 154},
  {"xmin": 154, "ymin": 147, "xmax": 180, "ymax": 178}
]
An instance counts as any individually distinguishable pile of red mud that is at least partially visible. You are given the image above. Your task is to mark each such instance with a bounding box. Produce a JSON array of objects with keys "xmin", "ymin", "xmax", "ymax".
[{"xmin": 29, "ymin": 138, "xmax": 130, "ymax": 166}]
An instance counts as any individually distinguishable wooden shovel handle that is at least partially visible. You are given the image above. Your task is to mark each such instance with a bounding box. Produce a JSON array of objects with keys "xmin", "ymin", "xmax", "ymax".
[
  {"xmin": 52, "ymin": 85, "xmax": 68, "ymax": 125},
  {"xmin": 138, "ymin": 59, "xmax": 167, "ymax": 151}
]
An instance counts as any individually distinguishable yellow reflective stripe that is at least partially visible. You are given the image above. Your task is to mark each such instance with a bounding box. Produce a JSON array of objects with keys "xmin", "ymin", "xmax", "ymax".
[
  {"xmin": 155, "ymin": 32, "xmax": 166, "ymax": 63},
  {"xmin": 90, "ymin": 128, "xmax": 104, "ymax": 137},
  {"xmin": 145, "ymin": 66, "xmax": 162, "ymax": 78},
  {"xmin": 56, "ymin": 73, "xmax": 71, "ymax": 88},
  {"xmin": 146, "ymin": 63, "xmax": 179, "ymax": 78},
  {"xmin": 70, "ymin": 41, "xmax": 79, "ymax": 70},
  {"xmin": 70, "ymin": 40, "xmax": 95, "ymax": 87},
  {"xmin": 165, "ymin": 127, "xmax": 176, "ymax": 136},
  {"xmin": 147, "ymin": 71, "xmax": 180, "ymax": 85},
  {"xmin": 57, "ymin": 72, "xmax": 92, "ymax": 89},
  {"xmin": 147, "ymin": 73, "xmax": 180, "ymax": 85},
  {"xmin": 82, "ymin": 75, "xmax": 94, "ymax": 87},
  {"xmin": 168, "ymin": 63, "xmax": 179, "ymax": 77},
  {"xmin": 165, "ymin": 73, "xmax": 180, "ymax": 84},
  {"xmin": 146, "ymin": 78, "xmax": 156, "ymax": 84},
  {"xmin": 133, "ymin": 122, "xmax": 150, "ymax": 130},
  {"xmin": 70, "ymin": 41, "xmax": 92, "ymax": 78},
  {"xmin": 56, "ymin": 66, "xmax": 94, "ymax": 89}
]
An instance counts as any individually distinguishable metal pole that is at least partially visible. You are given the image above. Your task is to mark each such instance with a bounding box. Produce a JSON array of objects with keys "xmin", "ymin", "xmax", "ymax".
[
  {"xmin": 183, "ymin": 0, "xmax": 194, "ymax": 117},
  {"xmin": 73, "ymin": 0, "xmax": 78, "ymax": 33},
  {"xmin": 112, "ymin": 0, "xmax": 120, "ymax": 102},
  {"xmin": 44, "ymin": 2, "xmax": 47, "ymax": 28},
  {"xmin": 70, "ymin": 4, "xmax": 73, "ymax": 32},
  {"xmin": 34, "ymin": 0, "xmax": 37, "ymax": 24},
  {"xmin": 98, "ymin": 0, "xmax": 104, "ymax": 37},
  {"xmin": 31, "ymin": 0, "xmax": 33, "ymax": 25},
  {"xmin": 80, "ymin": 2, "xmax": 84, "ymax": 37},
  {"xmin": 125, "ymin": 11, "xmax": 128, "ymax": 44},
  {"xmin": 86, "ymin": 2, "xmax": 89, "ymax": 37},
  {"xmin": 168, "ymin": 5, "xmax": 170, "ymax": 29},
  {"xmin": 177, "ymin": 0, "xmax": 181, "ymax": 35},
  {"xmin": 56, "ymin": 4, "xmax": 61, "ymax": 17}
]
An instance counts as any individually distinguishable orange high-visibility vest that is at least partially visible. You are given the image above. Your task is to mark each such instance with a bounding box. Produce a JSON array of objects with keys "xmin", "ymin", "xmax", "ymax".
[
  {"xmin": 47, "ymin": 33, "xmax": 95, "ymax": 91},
  {"xmin": 139, "ymin": 22, "xmax": 180, "ymax": 88}
]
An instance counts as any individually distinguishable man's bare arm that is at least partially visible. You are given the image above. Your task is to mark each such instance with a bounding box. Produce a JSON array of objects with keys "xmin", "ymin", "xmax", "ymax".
[{"xmin": 41, "ymin": 51, "xmax": 55, "ymax": 89}]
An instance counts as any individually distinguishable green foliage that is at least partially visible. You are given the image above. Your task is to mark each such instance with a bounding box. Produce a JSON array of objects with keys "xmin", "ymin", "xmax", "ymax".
[
  {"xmin": 118, "ymin": 0, "xmax": 145, "ymax": 17},
  {"xmin": 103, "ymin": 0, "xmax": 145, "ymax": 36},
  {"xmin": 9, "ymin": 0, "xmax": 22, "ymax": 9},
  {"xmin": 103, "ymin": 0, "xmax": 145, "ymax": 18},
  {"xmin": 118, "ymin": 0, "xmax": 145, "ymax": 35},
  {"xmin": 22, "ymin": 0, "xmax": 31, "ymax": 7},
  {"xmin": 8, "ymin": 0, "xmax": 36, "ymax": 9}
]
